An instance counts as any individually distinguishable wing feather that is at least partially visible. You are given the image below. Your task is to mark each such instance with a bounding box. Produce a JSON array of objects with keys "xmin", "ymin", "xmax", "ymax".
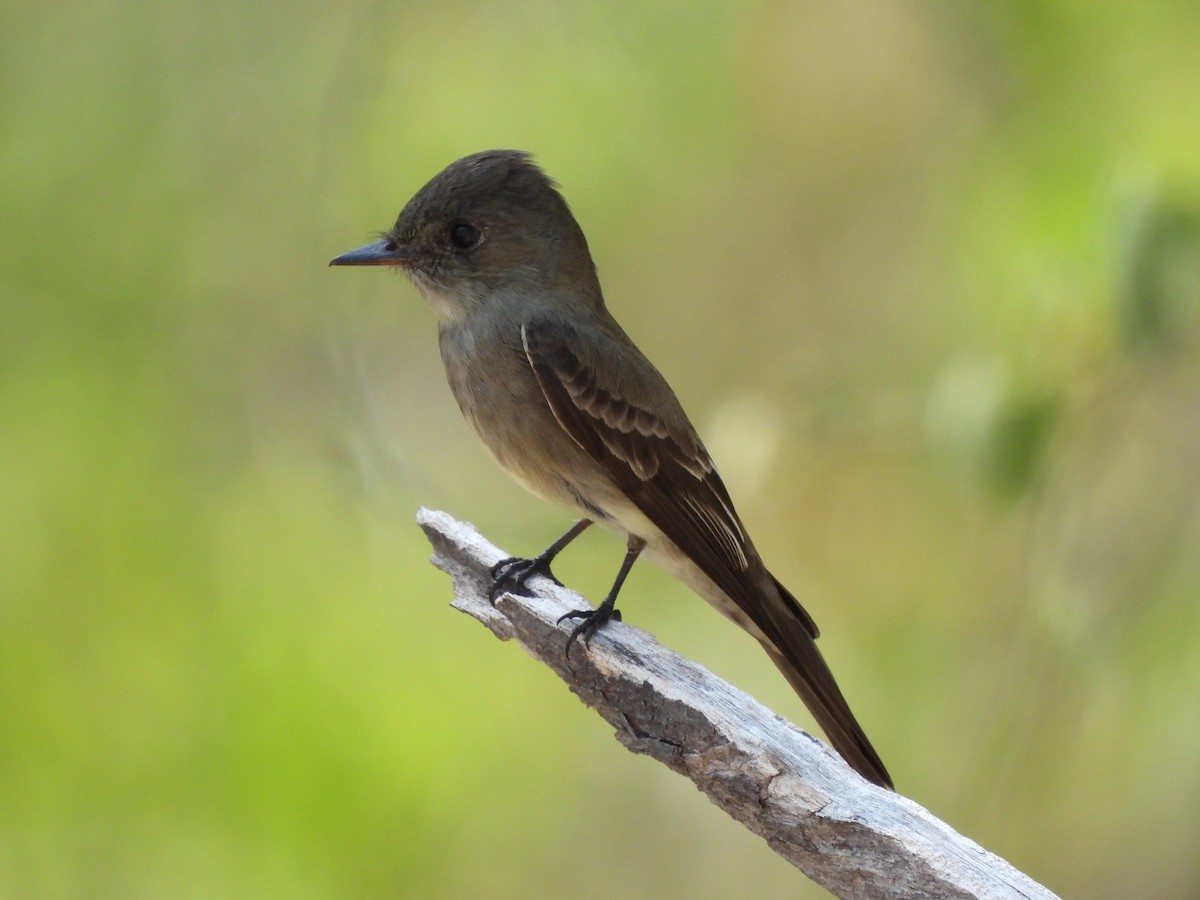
[
  {"xmin": 519, "ymin": 319, "xmax": 893, "ymax": 784},
  {"xmin": 521, "ymin": 318, "xmax": 752, "ymax": 593}
]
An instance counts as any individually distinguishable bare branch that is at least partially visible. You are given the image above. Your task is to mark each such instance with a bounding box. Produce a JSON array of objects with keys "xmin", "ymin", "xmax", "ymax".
[{"xmin": 418, "ymin": 508, "xmax": 1059, "ymax": 900}]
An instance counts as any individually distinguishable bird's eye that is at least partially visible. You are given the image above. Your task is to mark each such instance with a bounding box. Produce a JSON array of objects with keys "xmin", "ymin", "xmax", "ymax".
[{"xmin": 448, "ymin": 223, "xmax": 481, "ymax": 250}]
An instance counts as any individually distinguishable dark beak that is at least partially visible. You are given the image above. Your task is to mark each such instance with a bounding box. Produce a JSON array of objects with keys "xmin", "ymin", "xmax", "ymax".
[{"xmin": 329, "ymin": 238, "xmax": 413, "ymax": 267}]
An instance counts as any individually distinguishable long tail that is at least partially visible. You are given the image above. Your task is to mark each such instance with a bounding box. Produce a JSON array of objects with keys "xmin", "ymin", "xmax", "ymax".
[
  {"xmin": 761, "ymin": 579, "xmax": 892, "ymax": 789},
  {"xmin": 762, "ymin": 642, "xmax": 892, "ymax": 788}
]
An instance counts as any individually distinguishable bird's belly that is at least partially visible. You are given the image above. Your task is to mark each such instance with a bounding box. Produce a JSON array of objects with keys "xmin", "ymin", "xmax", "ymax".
[
  {"xmin": 445, "ymin": 355, "xmax": 615, "ymax": 519},
  {"xmin": 638, "ymin": 534, "xmax": 772, "ymax": 644}
]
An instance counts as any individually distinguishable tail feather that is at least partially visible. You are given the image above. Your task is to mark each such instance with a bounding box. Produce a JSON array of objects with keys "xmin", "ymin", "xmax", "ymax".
[
  {"xmin": 760, "ymin": 577, "xmax": 892, "ymax": 789},
  {"xmin": 762, "ymin": 642, "xmax": 892, "ymax": 789}
]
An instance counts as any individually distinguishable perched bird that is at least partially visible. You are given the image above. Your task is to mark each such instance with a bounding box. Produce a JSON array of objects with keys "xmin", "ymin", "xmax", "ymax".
[{"xmin": 331, "ymin": 150, "xmax": 892, "ymax": 788}]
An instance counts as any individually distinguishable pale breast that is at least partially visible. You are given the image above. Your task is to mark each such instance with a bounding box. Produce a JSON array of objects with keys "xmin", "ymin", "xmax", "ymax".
[{"xmin": 438, "ymin": 319, "xmax": 618, "ymax": 521}]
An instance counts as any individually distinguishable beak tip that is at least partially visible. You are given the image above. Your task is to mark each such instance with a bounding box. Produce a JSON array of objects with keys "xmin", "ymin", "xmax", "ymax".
[{"xmin": 329, "ymin": 238, "xmax": 408, "ymax": 267}]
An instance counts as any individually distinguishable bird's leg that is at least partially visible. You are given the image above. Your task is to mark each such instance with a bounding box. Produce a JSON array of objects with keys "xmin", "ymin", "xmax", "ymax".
[
  {"xmin": 489, "ymin": 519, "xmax": 593, "ymax": 604},
  {"xmin": 560, "ymin": 535, "xmax": 645, "ymax": 655}
]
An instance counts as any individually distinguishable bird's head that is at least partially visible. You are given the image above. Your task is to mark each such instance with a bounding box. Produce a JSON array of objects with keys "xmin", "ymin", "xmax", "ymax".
[{"xmin": 331, "ymin": 150, "xmax": 601, "ymax": 324}]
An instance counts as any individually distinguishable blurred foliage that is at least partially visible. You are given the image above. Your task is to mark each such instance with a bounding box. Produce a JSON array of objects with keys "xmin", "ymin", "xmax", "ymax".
[
  {"xmin": 3, "ymin": 0, "xmax": 1200, "ymax": 897},
  {"xmin": 1121, "ymin": 198, "xmax": 1200, "ymax": 351}
]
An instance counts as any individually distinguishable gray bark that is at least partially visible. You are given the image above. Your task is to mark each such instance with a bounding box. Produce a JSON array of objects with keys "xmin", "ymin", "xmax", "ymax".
[{"xmin": 418, "ymin": 508, "xmax": 1059, "ymax": 900}]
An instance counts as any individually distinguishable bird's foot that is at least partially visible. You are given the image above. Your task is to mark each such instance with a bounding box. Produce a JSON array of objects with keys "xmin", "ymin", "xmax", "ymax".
[
  {"xmin": 558, "ymin": 604, "xmax": 622, "ymax": 655},
  {"xmin": 488, "ymin": 555, "xmax": 562, "ymax": 604}
]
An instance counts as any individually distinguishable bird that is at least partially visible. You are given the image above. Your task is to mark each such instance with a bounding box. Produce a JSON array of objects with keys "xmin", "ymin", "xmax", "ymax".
[{"xmin": 330, "ymin": 149, "xmax": 892, "ymax": 789}]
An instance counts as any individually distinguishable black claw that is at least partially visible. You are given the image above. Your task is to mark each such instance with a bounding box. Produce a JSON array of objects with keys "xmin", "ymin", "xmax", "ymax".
[
  {"xmin": 559, "ymin": 604, "xmax": 621, "ymax": 655},
  {"xmin": 488, "ymin": 556, "xmax": 520, "ymax": 582},
  {"xmin": 488, "ymin": 555, "xmax": 561, "ymax": 605}
]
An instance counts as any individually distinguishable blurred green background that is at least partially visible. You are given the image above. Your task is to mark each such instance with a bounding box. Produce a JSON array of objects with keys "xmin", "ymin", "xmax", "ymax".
[{"xmin": 4, "ymin": 1, "xmax": 1200, "ymax": 897}]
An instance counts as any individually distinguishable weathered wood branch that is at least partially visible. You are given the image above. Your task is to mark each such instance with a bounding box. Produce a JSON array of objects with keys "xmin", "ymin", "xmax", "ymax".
[{"xmin": 417, "ymin": 508, "xmax": 1059, "ymax": 900}]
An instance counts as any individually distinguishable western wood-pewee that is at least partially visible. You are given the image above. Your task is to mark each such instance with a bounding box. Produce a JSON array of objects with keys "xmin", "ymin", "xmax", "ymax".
[{"xmin": 331, "ymin": 150, "xmax": 892, "ymax": 789}]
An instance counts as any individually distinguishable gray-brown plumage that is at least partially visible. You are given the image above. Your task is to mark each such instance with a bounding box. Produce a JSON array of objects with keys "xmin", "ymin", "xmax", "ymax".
[{"xmin": 331, "ymin": 150, "xmax": 892, "ymax": 789}]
